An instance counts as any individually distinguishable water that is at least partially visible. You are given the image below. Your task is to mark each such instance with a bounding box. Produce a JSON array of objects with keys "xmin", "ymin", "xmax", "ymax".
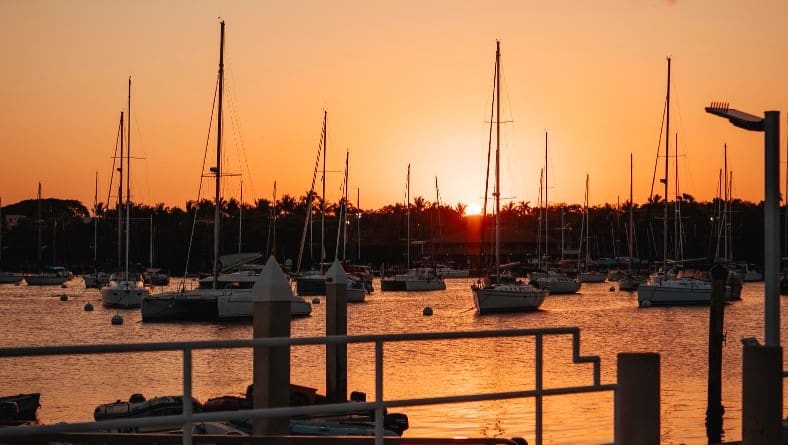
[{"xmin": 0, "ymin": 278, "xmax": 785, "ymax": 444}]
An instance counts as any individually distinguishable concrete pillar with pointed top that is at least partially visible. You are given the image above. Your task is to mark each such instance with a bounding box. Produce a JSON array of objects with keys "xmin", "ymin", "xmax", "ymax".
[
  {"xmin": 325, "ymin": 260, "xmax": 348, "ymax": 403},
  {"xmin": 251, "ymin": 256, "xmax": 292, "ymax": 435}
]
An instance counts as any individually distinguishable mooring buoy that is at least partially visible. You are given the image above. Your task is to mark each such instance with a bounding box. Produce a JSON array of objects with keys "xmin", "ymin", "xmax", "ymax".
[
  {"xmin": 423, "ymin": 306, "xmax": 433, "ymax": 316},
  {"xmin": 312, "ymin": 297, "xmax": 320, "ymax": 304},
  {"xmin": 60, "ymin": 294, "xmax": 68, "ymax": 301},
  {"xmin": 609, "ymin": 286, "xmax": 616, "ymax": 292},
  {"xmin": 84, "ymin": 302, "xmax": 94, "ymax": 312},
  {"xmin": 111, "ymin": 314, "xmax": 123, "ymax": 325}
]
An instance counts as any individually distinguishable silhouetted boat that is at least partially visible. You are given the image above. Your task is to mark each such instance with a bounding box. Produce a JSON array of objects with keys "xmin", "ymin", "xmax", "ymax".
[{"xmin": 0, "ymin": 393, "xmax": 40, "ymax": 424}]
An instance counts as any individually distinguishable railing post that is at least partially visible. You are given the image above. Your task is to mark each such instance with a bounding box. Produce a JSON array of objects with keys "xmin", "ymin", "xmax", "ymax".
[
  {"xmin": 182, "ymin": 348, "xmax": 192, "ymax": 445},
  {"xmin": 251, "ymin": 256, "xmax": 293, "ymax": 435},
  {"xmin": 325, "ymin": 260, "xmax": 348, "ymax": 404},
  {"xmin": 535, "ymin": 334, "xmax": 543, "ymax": 445},
  {"xmin": 742, "ymin": 342, "xmax": 782, "ymax": 443},
  {"xmin": 615, "ymin": 352, "xmax": 660, "ymax": 445},
  {"xmin": 375, "ymin": 340, "xmax": 384, "ymax": 445}
]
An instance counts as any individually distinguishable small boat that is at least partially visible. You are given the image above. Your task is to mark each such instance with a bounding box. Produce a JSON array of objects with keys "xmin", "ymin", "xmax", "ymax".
[
  {"xmin": 83, "ymin": 271, "xmax": 111, "ymax": 289},
  {"xmin": 94, "ymin": 394, "xmax": 202, "ymax": 421},
  {"xmin": 24, "ymin": 266, "xmax": 72, "ymax": 286},
  {"xmin": 0, "ymin": 393, "xmax": 40, "ymax": 424},
  {"xmin": 0, "ymin": 271, "xmax": 24, "ymax": 285},
  {"xmin": 143, "ymin": 268, "xmax": 171, "ymax": 286},
  {"xmin": 100, "ymin": 272, "xmax": 151, "ymax": 308},
  {"xmin": 380, "ymin": 267, "xmax": 446, "ymax": 291}
]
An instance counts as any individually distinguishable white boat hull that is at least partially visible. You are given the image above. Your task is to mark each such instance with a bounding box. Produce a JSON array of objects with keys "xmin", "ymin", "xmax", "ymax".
[
  {"xmin": 472, "ymin": 283, "xmax": 547, "ymax": 314},
  {"xmin": 636, "ymin": 278, "xmax": 732, "ymax": 306},
  {"xmin": 216, "ymin": 289, "xmax": 312, "ymax": 319},
  {"xmin": 101, "ymin": 280, "xmax": 151, "ymax": 308}
]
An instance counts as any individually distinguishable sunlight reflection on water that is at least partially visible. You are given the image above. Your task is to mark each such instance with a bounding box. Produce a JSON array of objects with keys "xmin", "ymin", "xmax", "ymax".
[{"xmin": 0, "ymin": 278, "xmax": 784, "ymax": 444}]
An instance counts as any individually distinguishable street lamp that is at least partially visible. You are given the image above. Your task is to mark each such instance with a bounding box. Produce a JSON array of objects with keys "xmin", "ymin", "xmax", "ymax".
[
  {"xmin": 706, "ymin": 102, "xmax": 782, "ymax": 443},
  {"xmin": 705, "ymin": 102, "xmax": 780, "ymax": 347}
]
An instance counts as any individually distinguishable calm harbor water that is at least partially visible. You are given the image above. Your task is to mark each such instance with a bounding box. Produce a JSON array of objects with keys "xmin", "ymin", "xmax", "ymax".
[{"xmin": 1, "ymin": 277, "xmax": 786, "ymax": 444}]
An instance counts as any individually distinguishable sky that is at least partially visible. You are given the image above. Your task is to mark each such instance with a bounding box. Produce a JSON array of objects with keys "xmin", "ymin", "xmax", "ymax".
[{"xmin": 1, "ymin": 0, "xmax": 787, "ymax": 213}]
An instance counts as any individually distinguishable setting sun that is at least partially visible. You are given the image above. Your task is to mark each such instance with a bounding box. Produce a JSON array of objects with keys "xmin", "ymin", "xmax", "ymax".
[{"xmin": 464, "ymin": 203, "xmax": 482, "ymax": 216}]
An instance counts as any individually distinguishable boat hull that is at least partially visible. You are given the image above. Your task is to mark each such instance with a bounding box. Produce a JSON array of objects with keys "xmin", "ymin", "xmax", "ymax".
[
  {"xmin": 472, "ymin": 284, "xmax": 546, "ymax": 314},
  {"xmin": 216, "ymin": 290, "xmax": 312, "ymax": 319},
  {"xmin": 296, "ymin": 276, "xmax": 326, "ymax": 296},
  {"xmin": 0, "ymin": 273, "xmax": 24, "ymax": 284},
  {"xmin": 0, "ymin": 393, "xmax": 40, "ymax": 421},
  {"xmin": 578, "ymin": 271, "xmax": 606, "ymax": 283},
  {"xmin": 24, "ymin": 274, "xmax": 68, "ymax": 286},
  {"xmin": 141, "ymin": 292, "xmax": 219, "ymax": 322},
  {"xmin": 101, "ymin": 281, "xmax": 150, "ymax": 308}
]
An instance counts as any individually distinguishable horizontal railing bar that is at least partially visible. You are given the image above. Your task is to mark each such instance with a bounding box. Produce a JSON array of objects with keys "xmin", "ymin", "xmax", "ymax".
[
  {"xmin": 23, "ymin": 433, "xmax": 522, "ymax": 445},
  {"xmin": 0, "ymin": 327, "xmax": 581, "ymax": 358},
  {"xmin": 0, "ymin": 383, "xmax": 616, "ymax": 438}
]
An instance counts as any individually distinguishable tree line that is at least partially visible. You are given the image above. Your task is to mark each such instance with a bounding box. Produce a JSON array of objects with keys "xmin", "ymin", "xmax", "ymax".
[{"xmin": 0, "ymin": 192, "xmax": 774, "ymax": 275}]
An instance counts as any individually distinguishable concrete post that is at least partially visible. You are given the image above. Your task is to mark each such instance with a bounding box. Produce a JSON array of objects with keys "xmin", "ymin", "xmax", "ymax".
[
  {"xmin": 742, "ymin": 343, "xmax": 782, "ymax": 444},
  {"xmin": 251, "ymin": 256, "xmax": 292, "ymax": 435},
  {"xmin": 615, "ymin": 352, "xmax": 660, "ymax": 445},
  {"xmin": 706, "ymin": 264, "xmax": 728, "ymax": 443},
  {"xmin": 764, "ymin": 110, "xmax": 780, "ymax": 347},
  {"xmin": 325, "ymin": 260, "xmax": 348, "ymax": 404}
]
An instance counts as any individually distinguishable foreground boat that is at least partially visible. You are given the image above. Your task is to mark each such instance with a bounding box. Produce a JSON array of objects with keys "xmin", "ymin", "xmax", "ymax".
[{"xmin": 0, "ymin": 393, "xmax": 40, "ymax": 424}]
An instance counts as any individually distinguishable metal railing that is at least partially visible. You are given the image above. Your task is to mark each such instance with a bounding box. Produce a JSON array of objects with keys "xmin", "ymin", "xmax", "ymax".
[{"xmin": 0, "ymin": 327, "xmax": 616, "ymax": 445}]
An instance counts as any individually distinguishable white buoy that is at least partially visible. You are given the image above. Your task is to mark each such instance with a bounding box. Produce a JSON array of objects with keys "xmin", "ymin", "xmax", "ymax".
[
  {"xmin": 84, "ymin": 302, "xmax": 94, "ymax": 312},
  {"xmin": 423, "ymin": 306, "xmax": 433, "ymax": 316},
  {"xmin": 111, "ymin": 314, "xmax": 123, "ymax": 325},
  {"xmin": 60, "ymin": 294, "xmax": 68, "ymax": 301},
  {"xmin": 312, "ymin": 297, "xmax": 320, "ymax": 304}
]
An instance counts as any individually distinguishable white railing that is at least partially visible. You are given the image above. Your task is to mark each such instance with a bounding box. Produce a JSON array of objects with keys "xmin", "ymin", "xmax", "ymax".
[{"xmin": 0, "ymin": 327, "xmax": 616, "ymax": 445}]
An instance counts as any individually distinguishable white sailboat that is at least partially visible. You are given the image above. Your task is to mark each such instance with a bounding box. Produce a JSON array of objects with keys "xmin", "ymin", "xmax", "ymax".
[
  {"xmin": 578, "ymin": 175, "xmax": 606, "ymax": 283},
  {"xmin": 380, "ymin": 164, "xmax": 446, "ymax": 291},
  {"xmin": 471, "ymin": 41, "xmax": 547, "ymax": 314},
  {"xmin": 24, "ymin": 183, "xmax": 73, "ymax": 286},
  {"xmin": 141, "ymin": 21, "xmax": 310, "ymax": 321},
  {"xmin": 101, "ymin": 77, "xmax": 151, "ymax": 308},
  {"xmin": 618, "ymin": 154, "xmax": 642, "ymax": 291},
  {"xmin": 637, "ymin": 58, "xmax": 720, "ymax": 307},
  {"xmin": 533, "ymin": 133, "xmax": 580, "ymax": 294}
]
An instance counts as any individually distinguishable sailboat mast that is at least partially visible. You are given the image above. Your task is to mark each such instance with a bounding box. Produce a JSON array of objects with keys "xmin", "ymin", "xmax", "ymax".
[
  {"xmin": 212, "ymin": 20, "xmax": 225, "ymax": 288},
  {"xmin": 118, "ymin": 112, "xmax": 124, "ymax": 269},
  {"xmin": 494, "ymin": 40, "xmax": 501, "ymax": 276},
  {"xmin": 585, "ymin": 174, "xmax": 590, "ymax": 271},
  {"xmin": 663, "ymin": 57, "xmax": 670, "ymax": 265},
  {"xmin": 407, "ymin": 164, "xmax": 411, "ymax": 269},
  {"xmin": 544, "ymin": 131, "xmax": 549, "ymax": 269},
  {"xmin": 357, "ymin": 188, "xmax": 361, "ymax": 261},
  {"xmin": 724, "ymin": 143, "xmax": 729, "ymax": 262},
  {"xmin": 37, "ymin": 183, "xmax": 41, "ymax": 264},
  {"xmin": 321, "ymin": 111, "xmax": 327, "ymax": 266},
  {"xmin": 629, "ymin": 153, "xmax": 634, "ymax": 273},
  {"xmin": 238, "ymin": 180, "xmax": 243, "ymax": 254},
  {"xmin": 94, "ymin": 171, "xmax": 98, "ymax": 263},
  {"xmin": 149, "ymin": 215, "xmax": 153, "ymax": 268},
  {"xmin": 125, "ymin": 76, "xmax": 131, "ymax": 278},
  {"xmin": 435, "ymin": 177, "xmax": 443, "ymax": 253},
  {"xmin": 335, "ymin": 150, "xmax": 349, "ymax": 261}
]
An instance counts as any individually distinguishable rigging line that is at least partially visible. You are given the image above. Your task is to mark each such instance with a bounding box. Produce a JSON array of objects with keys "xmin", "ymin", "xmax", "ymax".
[
  {"xmin": 183, "ymin": 73, "xmax": 220, "ymax": 278},
  {"xmin": 105, "ymin": 114, "xmax": 123, "ymax": 212},
  {"xmin": 223, "ymin": 71, "xmax": 256, "ymax": 200},
  {"xmin": 295, "ymin": 116, "xmax": 325, "ymax": 274},
  {"xmin": 649, "ymin": 96, "xmax": 668, "ymax": 201}
]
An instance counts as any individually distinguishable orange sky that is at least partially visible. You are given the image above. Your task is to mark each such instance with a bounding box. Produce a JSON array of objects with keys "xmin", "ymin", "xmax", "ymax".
[{"xmin": 1, "ymin": 1, "xmax": 787, "ymax": 212}]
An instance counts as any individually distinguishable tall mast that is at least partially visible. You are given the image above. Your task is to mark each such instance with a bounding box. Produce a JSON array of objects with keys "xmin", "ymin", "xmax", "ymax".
[
  {"xmin": 544, "ymin": 131, "xmax": 549, "ymax": 269},
  {"xmin": 585, "ymin": 174, "xmax": 590, "ymax": 271},
  {"xmin": 212, "ymin": 20, "xmax": 225, "ymax": 288},
  {"xmin": 406, "ymin": 164, "xmax": 411, "ymax": 269},
  {"xmin": 663, "ymin": 57, "xmax": 670, "ymax": 265},
  {"xmin": 37, "ymin": 183, "xmax": 42, "ymax": 265},
  {"xmin": 480, "ymin": 40, "xmax": 498, "ymax": 276},
  {"xmin": 321, "ymin": 110, "xmax": 327, "ymax": 266},
  {"xmin": 724, "ymin": 143, "xmax": 729, "ymax": 262},
  {"xmin": 117, "ymin": 112, "xmax": 124, "ymax": 269},
  {"xmin": 629, "ymin": 153, "xmax": 634, "ymax": 273},
  {"xmin": 494, "ymin": 41, "xmax": 501, "ymax": 276},
  {"xmin": 94, "ymin": 171, "xmax": 98, "ymax": 263},
  {"xmin": 238, "ymin": 180, "xmax": 243, "ymax": 253},
  {"xmin": 149, "ymin": 215, "xmax": 153, "ymax": 268},
  {"xmin": 335, "ymin": 150, "xmax": 349, "ymax": 261},
  {"xmin": 125, "ymin": 76, "xmax": 131, "ymax": 278},
  {"xmin": 435, "ymin": 177, "xmax": 443, "ymax": 253},
  {"xmin": 356, "ymin": 188, "xmax": 361, "ymax": 261}
]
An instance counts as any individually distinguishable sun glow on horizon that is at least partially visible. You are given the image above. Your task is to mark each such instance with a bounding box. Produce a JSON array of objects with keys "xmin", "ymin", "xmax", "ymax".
[{"xmin": 464, "ymin": 203, "xmax": 482, "ymax": 216}]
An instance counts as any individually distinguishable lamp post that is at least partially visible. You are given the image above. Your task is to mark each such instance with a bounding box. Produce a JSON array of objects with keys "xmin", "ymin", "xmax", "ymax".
[
  {"xmin": 705, "ymin": 103, "xmax": 780, "ymax": 346},
  {"xmin": 705, "ymin": 103, "xmax": 782, "ymax": 443}
]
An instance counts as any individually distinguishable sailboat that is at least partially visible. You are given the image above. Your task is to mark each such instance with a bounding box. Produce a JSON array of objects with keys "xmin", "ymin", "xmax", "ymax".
[
  {"xmin": 532, "ymin": 133, "xmax": 580, "ymax": 294},
  {"xmin": 24, "ymin": 183, "xmax": 73, "ymax": 286},
  {"xmin": 0, "ymin": 197, "xmax": 24, "ymax": 284},
  {"xmin": 100, "ymin": 77, "xmax": 151, "ymax": 308},
  {"xmin": 470, "ymin": 41, "xmax": 546, "ymax": 314},
  {"xmin": 380, "ymin": 164, "xmax": 446, "ymax": 291},
  {"xmin": 578, "ymin": 175, "xmax": 606, "ymax": 283},
  {"xmin": 84, "ymin": 172, "xmax": 111, "ymax": 288},
  {"xmin": 618, "ymin": 154, "xmax": 641, "ymax": 291},
  {"xmin": 637, "ymin": 58, "xmax": 723, "ymax": 307},
  {"xmin": 141, "ymin": 21, "xmax": 310, "ymax": 321}
]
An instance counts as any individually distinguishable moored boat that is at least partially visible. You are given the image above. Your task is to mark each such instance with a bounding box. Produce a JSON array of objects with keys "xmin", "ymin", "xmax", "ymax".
[
  {"xmin": 94, "ymin": 394, "xmax": 202, "ymax": 421},
  {"xmin": 0, "ymin": 393, "xmax": 40, "ymax": 423}
]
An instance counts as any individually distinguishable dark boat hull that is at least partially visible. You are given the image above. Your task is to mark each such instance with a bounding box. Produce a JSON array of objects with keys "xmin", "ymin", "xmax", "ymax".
[{"xmin": 0, "ymin": 393, "xmax": 40, "ymax": 422}]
